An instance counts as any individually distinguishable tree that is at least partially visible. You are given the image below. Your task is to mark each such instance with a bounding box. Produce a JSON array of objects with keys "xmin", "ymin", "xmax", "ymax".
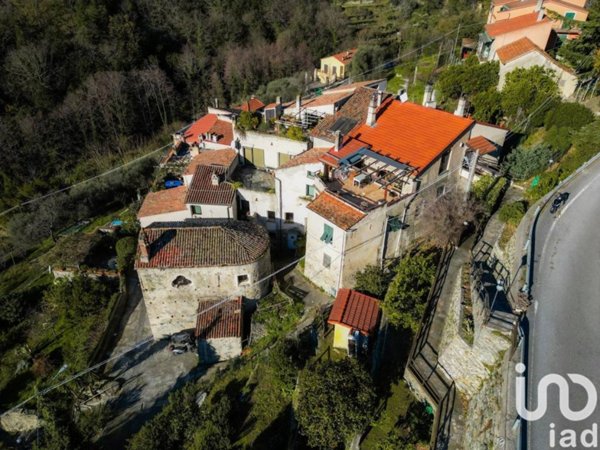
[
  {"xmin": 505, "ymin": 144, "xmax": 553, "ymax": 180},
  {"xmin": 436, "ymin": 56, "xmax": 499, "ymax": 101},
  {"xmin": 186, "ymin": 398, "xmax": 232, "ymax": 450},
  {"xmin": 498, "ymin": 201, "xmax": 527, "ymax": 227},
  {"xmin": 44, "ymin": 275, "xmax": 112, "ymax": 323},
  {"xmin": 471, "ymin": 88, "xmax": 503, "ymax": 124},
  {"xmin": 296, "ymin": 359, "xmax": 376, "ymax": 449},
  {"xmin": 285, "ymin": 126, "xmax": 304, "ymax": 141},
  {"xmin": 0, "ymin": 292, "xmax": 26, "ymax": 326},
  {"xmin": 558, "ymin": 0, "xmax": 600, "ymax": 73},
  {"xmin": 354, "ymin": 264, "xmax": 389, "ymax": 298},
  {"xmin": 544, "ymin": 102, "xmax": 595, "ymax": 131},
  {"xmin": 501, "ymin": 66, "xmax": 559, "ymax": 127},
  {"xmin": 237, "ymin": 111, "xmax": 260, "ymax": 131},
  {"xmin": 382, "ymin": 252, "xmax": 436, "ymax": 331},
  {"xmin": 418, "ymin": 190, "xmax": 483, "ymax": 247},
  {"xmin": 350, "ymin": 45, "xmax": 387, "ymax": 80}
]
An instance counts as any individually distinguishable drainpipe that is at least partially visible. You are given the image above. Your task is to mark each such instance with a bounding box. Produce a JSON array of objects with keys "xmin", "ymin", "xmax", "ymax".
[
  {"xmin": 274, "ymin": 176, "xmax": 283, "ymax": 253},
  {"xmin": 336, "ymin": 229, "xmax": 347, "ymax": 293}
]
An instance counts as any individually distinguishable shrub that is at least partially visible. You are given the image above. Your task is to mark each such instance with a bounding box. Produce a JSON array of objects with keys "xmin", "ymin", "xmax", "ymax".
[
  {"xmin": 506, "ymin": 144, "xmax": 553, "ymax": 180},
  {"xmin": 285, "ymin": 126, "xmax": 304, "ymax": 141},
  {"xmin": 116, "ymin": 236, "xmax": 137, "ymax": 272},
  {"xmin": 544, "ymin": 126, "xmax": 572, "ymax": 158},
  {"xmin": 498, "ymin": 201, "xmax": 527, "ymax": 227},
  {"xmin": 526, "ymin": 171, "xmax": 560, "ymax": 202},
  {"xmin": 544, "ymin": 102, "xmax": 595, "ymax": 131},
  {"xmin": 0, "ymin": 292, "xmax": 26, "ymax": 326},
  {"xmin": 237, "ymin": 111, "xmax": 259, "ymax": 131},
  {"xmin": 354, "ymin": 264, "xmax": 389, "ymax": 298}
]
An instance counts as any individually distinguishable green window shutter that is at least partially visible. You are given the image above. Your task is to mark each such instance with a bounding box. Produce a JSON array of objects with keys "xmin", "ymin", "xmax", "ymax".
[
  {"xmin": 191, "ymin": 205, "xmax": 202, "ymax": 215},
  {"xmin": 306, "ymin": 185, "xmax": 316, "ymax": 197},
  {"xmin": 320, "ymin": 224, "xmax": 333, "ymax": 244},
  {"xmin": 565, "ymin": 12, "xmax": 575, "ymax": 19},
  {"xmin": 278, "ymin": 152, "xmax": 291, "ymax": 166}
]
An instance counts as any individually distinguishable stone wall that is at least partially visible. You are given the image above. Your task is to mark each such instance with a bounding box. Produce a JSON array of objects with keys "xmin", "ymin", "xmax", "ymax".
[
  {"xmin": 439, "ymin": 267, "xmax": 512, "ymax": 398},
  {"xmin": 198, "ymin": 337, "xmax": 242, "ymax": 364},
  {"xmin": 138, "ymin": 250, "xmax": 271, "ymax": 338}
]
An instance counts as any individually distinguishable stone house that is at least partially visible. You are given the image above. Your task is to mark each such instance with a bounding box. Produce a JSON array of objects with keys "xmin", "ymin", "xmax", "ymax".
[
  {"xmin": 305, "ymin": 95, "xmax": 478, "ymax": 294},
  {"xmin": 479, "ymin": 12, "xmax": 555, "ymax": 61},
  {"xmin": 135, "ymin": 220, "xmax": 271, "ymax": 338},
  {"xmin": 495, "ymin": 37, "xmax": 578, "ymax": 98},
  {"xmin": 327, "ymin": 288, "xmax": 381, "ymax": 356},
  {"xmin": 196, "ymin": 297, "xmax": 244, "ymax": 364},
  {"xmin": 315, "ymin": 48, "xmax": 357, "ymax": 85}
]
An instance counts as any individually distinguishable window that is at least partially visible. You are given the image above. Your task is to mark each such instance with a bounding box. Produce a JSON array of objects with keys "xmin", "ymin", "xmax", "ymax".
[
  {"xmin": 172, "ymin": 276, "xmax": 192, "ymax": 288},
  {"xmin": 438, "ymin": 151, "xmax": 451, "ymax": 175},
  {"xmin": 267, "ymin": 210, "xmax": 276, "ymax": 221},
  {"xmin": 320, "ymin": 224, "xmax": 333, "ymax": 244},
  {"xmin": 191, "ymin": 205, "xmax": 202, "ymax": 215},
  {"xmin": 323, "ymin": 253, "xmax": 331, "ymax": 268},
  {"xmin": 323, "ymin": 63, "xmax": 328, "ymax": 73},
  {"xmin": 307, "ymin": 170, "xmax": 315, "ymax": 179},
  {"xmin": 332, "ymin": 66, "xmax": 337, "ymax": 77},
  {"xmin": 306, "ymin": 184, "xmax": 316, "ymax": 197},
  {"xmin": 436, "ymin": 185, "xmax": 446, "ymax": 198},
  {"xmin": 285, "ymin": 212, "xmax": 294, "ymax": 223},
  {"xmin": 237, "ymin": 275, "xmax": 249, "ymax": 285}
]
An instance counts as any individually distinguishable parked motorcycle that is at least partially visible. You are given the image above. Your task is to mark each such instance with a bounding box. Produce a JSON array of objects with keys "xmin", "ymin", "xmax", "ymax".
[{"xmin": 550, "ymin": 192, "xmax": 569, "ymax": 214}]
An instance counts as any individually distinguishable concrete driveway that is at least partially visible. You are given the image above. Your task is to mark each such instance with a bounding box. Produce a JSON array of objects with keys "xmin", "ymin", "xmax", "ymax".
[{"xmin": 527, "ymin": 159, "xmax": 600, "ymax": 449}]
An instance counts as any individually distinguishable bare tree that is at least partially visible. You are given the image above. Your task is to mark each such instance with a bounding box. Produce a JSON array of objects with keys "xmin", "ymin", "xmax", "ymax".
[{"xmin": 418, "ymin": 189, "xmax": 483, "ymax": 247}]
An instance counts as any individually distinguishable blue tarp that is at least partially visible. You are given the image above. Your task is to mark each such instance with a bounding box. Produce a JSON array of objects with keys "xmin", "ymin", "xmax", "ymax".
[{"xmin": 165, "ymin": 180, "xmax": 184, "ymax": 189}]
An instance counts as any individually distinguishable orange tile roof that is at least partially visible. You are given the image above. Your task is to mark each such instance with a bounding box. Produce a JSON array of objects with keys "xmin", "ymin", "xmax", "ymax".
[
  {"xmin": 184, "ymin": 114, "xmax": 233, "ymax": 146},
  {"xmin": 545, "ymin": 0, "xmax": 588, "ymax": 13},
  {"xmin": 196, "ymin": 298, "xmax": 243, "ymax": 339},
  {"xmin": 184, "ymin": 149, "xmax": 238, "ymax": 176},
  {"xmin": 327, "ymin": 100, "xmax": 474, "ymax": 174},
  {"xmin": 498, "ymin": 0, "xmax": 536, "ymax": 10},
  {"xmin": 277, "ymin": 147, "xmax": 328, "ymax": 170},
  {"xmin": 495, "ymin": 37, "xmax": 538, "ymax": 63},
  {"xmin": 328, "ymin": 288, "xmax": 381, "ymax": 335},
  {"xmin": 137, "ymin": 186, "xmax": 187, "ymax": 219},
  {"xmin": 325, "ymin": 79, "xmax": 385, "ymax": 93},
  {"xmin": 467, "ymin": 136, "xmax": 497, "ymax": 155},
  {"xmin": 495, "ymin": 37, "xmax": 575, "ymax": 73},
  {"xmin": 185, "ymin": 165, "xmax": 236, "ymax": 205},
  {"xmin": 235, "ymin": 97, "xmax": 265, "ymax": 112},
  {"xmin": 329, "ymin": 48, "xmax": 357, "ymax": 65},
  {"xmin": 307, "ymin": 191, "xmax": 366, "ymax": 230},
  {"xmin": 485, "ymin": 13, "xmax": 550, "ymax": 37}
]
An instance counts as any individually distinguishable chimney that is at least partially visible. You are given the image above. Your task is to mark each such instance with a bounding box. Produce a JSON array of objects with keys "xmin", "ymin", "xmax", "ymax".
[
  {"xmin": 366, "ymin": 93, "xmax": 377, "ymax": 127},
  {"xmin": 214, "ymin": 98, "xmax": 219, "ymax": 108},
  {"xmin": 138, "ymin": 233, "xmax": 149, "ymax": 264},
  {"xmin": 296, "ymin": 95, "xmax": 301, "ymax": 110},
  {"xmin": 454, "ymin": 96, "xmax": 468, "ymax": 117},
  {"xmin": 276, "ymin": 96, "xmax": 282, "ymax": 105},
  {"xmin": 536, "ymin": 5, "xmax": 545, "ymax": 21},
  {"xmin": 423, "ymin": 84, "xmax": 433, "ymax": 106},
  {"xmin": 334, "ymin": 130, "xmax": 342, "ymax": 152},
  {"xmin": 376, "ymin": 90, "xmax": 384, "ymax": 107},
  {"xmin": 397, "ymin": 89, "xmax": 408, "ymax": 102},
  {"xmin": 211, "ymin": 172, "xmax": 220, "ymax": 186},
  {"xmin": 535, "ymin": 0, "xmax": 543, "ymax": 12}
]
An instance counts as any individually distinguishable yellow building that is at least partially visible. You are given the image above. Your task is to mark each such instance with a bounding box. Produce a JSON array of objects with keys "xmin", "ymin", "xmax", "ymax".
[
  {"xmin": 327, "ymin": 288, "xmax": 381, "ymax": 356},
  {"xmin": 316, "ymin": 49, "xmax": 357, "ymax": 85}
]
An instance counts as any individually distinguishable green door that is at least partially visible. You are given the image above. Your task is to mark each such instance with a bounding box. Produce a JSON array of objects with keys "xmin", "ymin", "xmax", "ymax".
[
  {"xmin": 245, "ymin": 147, "xmax": 265, "ymax": 168},
  {"xmin": 278, "ymin": 152, "xmax": 291, "ymax": 167}
]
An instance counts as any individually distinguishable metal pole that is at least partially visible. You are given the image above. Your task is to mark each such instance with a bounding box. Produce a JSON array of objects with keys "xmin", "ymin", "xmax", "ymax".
[{"xmin": 452, "ymin": 24, "xmax": 462, "ymax": 64}]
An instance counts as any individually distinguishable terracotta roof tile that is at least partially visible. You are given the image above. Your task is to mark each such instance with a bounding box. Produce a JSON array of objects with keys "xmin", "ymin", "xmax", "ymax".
[
  {"xmin": 277, "ymin": 147, "xmax": 328, "ymax": 170},
  {"xmin": 326, "ymin": 100, "xmax": 473, "ymax": 174},
  {"xmin": 184, "ymin": 114, "xmax": 233, "ymax": 146},
  {"xmin": 184, "ymin": 149, "xmax": 238, "ymax": 176},
  {"xmin": 185, "ymin": 165, "xmax": 236, "ymax": 205},
  {"xmin": 235, "ymin": 97, "xmax": 265, "ymax": 112},
  {"xmin": 485, "ymin": 13, "xmax": 550, "ymax": 37},
  {"xmin": 495, "ymin": 37, "xmax": 538, "ymax": 63},
  {"xmin": 307, "ymin": 191, "xmax": 366, "ymax": 230},
  {"xmin": 328, "ymin": 288, "xmax": 381, "ymax": 335},
  {"xmin": 135, "ymin": 220, "xmax": 270, "ymax": 269},
  {"xmin": 324, "ymin": 79, "xmax": 385, "ymax": 93},
  {"xmin": 467, "ymin": 136, "xmax": 497, "ymax": 155},
  {"xmin": 311, "ymin": 87, "xmax": 390, "ymax": 141},
  {"xmin": 328, "ymin": 48, "xmax": 357, "ymax": 65},
  {"xmin": 545, "ymin": 0, "xmax": 588, "ymax": 13},
  {"xmin": 138, "ymin": 186, "xmax": 187, "ymax": 219},
  {"xmin": 196, "ymin": 298, "xmax": 243, "ymax": 339}
]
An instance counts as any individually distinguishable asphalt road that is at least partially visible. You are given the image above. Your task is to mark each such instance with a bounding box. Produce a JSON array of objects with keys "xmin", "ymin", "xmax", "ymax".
[{"xmin": 528, "ymin": 160, "xmax": 600, "ymax": 449}]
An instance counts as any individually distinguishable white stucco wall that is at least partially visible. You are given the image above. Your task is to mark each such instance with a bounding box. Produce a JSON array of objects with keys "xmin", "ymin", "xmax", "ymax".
[
  {"xmin": 139, "ymin": 210, "xmax": 190, "ymax": 228},
  {"xmin": 235, "ymin": 130, "xmax": 309, "ymax": 169},
  {"xmin": 138, "ymin": 250, "xmax": 271, "ymax": 338},
  {"xmin": 471, "ymin": 123, "xmax": 509, "ymax": 147},
  {"xmin": 187, "ymin": 203, "xmax": 237, "ymax": 220},
  {"xmin": 276, "ymin": 162, "xmax": 323, "ymax": 233},
  {"xmin": 237, "ymin": 188, "xmax": 278, "ymax": 231},
  {"xmin": 198, "ymin": 337, "xmax": 242, "ymax": 364},
  {"xmin": 497, "ymin": 53, "xmax": 578, "ymax": 98}
]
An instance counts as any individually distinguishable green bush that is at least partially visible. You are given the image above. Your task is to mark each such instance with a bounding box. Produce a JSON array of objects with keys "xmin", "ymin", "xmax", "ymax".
[
  {"xmin": 0, "ymin": 292, "xmax": 26, "ymax": 326},
  {"xmin": 354, "ymin": 264, "xmax": 389, "ymax": 298},
  {"xmin": 285, "ymin": 126, "xmax": 304, "ymax": 141},
  {"xmin": 116, "ymin": 236, "xmax": 137, "ymax": 272},
  {"xmin": 544, "ymin": 102, "xmax": 595, "ymax": 131},
  {"xmin": 436, "ymin": 56, "xmax": 499, "ymax": 101},
  {"xmin": 506, "ymin": 144, "xmax": 553, "ymax": 181},
  {"xmin": 526, "ymin": 171, "xmax": 560, "ymax": 202},
  {"xmin": 544, "ymin": 126, "xmax": 572, "ymax": 158},
  {"xmin": 471, "ymin": 175, "xmax": 508, "ymax": 214},
  {"xmin": 498, "ymin": 201, "xmax": 527, "ymax": 227}
]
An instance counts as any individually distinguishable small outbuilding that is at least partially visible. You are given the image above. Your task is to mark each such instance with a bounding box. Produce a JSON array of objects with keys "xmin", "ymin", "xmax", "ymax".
[
  {"xmin": 327, "ymin": 288, "xmax": 381, "ymax": 357},
  {"xmin": 196, "ymin": 297, "xmax": 244, "ymax": 364}
]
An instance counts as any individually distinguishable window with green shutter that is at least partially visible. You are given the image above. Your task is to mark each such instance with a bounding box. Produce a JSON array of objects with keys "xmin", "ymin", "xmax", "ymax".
[
  {"xmin": 320, "ymin": 223, "xmax": 333, "ymax": 244},
  {"xmin": 191, "ymin": 205, "xmax": 202, "ymax": 215},
  {"xmin": 306, "ymin": 184, "xmax": 316, "ymax": 197}
]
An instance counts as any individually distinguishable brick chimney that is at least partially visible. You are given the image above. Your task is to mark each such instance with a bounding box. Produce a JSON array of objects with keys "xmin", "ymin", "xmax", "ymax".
[
  {"xmin": 211, "ymin": 172, "xmax": 220, "ymax": 186},
  {"xmin": 366, "ymin": 93, "xmax": 377, "ymax": 127},
  {"xmin": 138, "ymin": 233, "xmax": 150, "ymax": 264},
  {"xmin": 423, "ymin": 83, "xmax": 433, "ymax": 106},
  {"xmin": 454, "ymin": 96, "xmax": 468, "ymax": 117},
  {"xmin": 376, "ymin": 90, "xmax": 384, "ymax": 107}
]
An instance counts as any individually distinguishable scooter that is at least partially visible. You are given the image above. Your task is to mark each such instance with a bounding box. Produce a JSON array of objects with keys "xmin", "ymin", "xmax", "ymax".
[{"xmin": 550, "ymin": 192, "xmax": 568, "ymax": 214}]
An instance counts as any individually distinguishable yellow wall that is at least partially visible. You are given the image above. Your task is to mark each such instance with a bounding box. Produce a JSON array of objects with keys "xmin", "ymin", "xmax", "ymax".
[
  {"xmin": 317, "ymin": 56, "xmax": 348, "ymax": 84},
  {"xmin": 333, "ymin": 324, "xmax": 350, "ymax": 350}
]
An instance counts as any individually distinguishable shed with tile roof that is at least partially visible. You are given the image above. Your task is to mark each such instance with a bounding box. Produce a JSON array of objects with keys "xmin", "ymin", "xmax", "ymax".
[{"xmin": 196, "ymin": 297, "xmax": 244, "ymax": 363}]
